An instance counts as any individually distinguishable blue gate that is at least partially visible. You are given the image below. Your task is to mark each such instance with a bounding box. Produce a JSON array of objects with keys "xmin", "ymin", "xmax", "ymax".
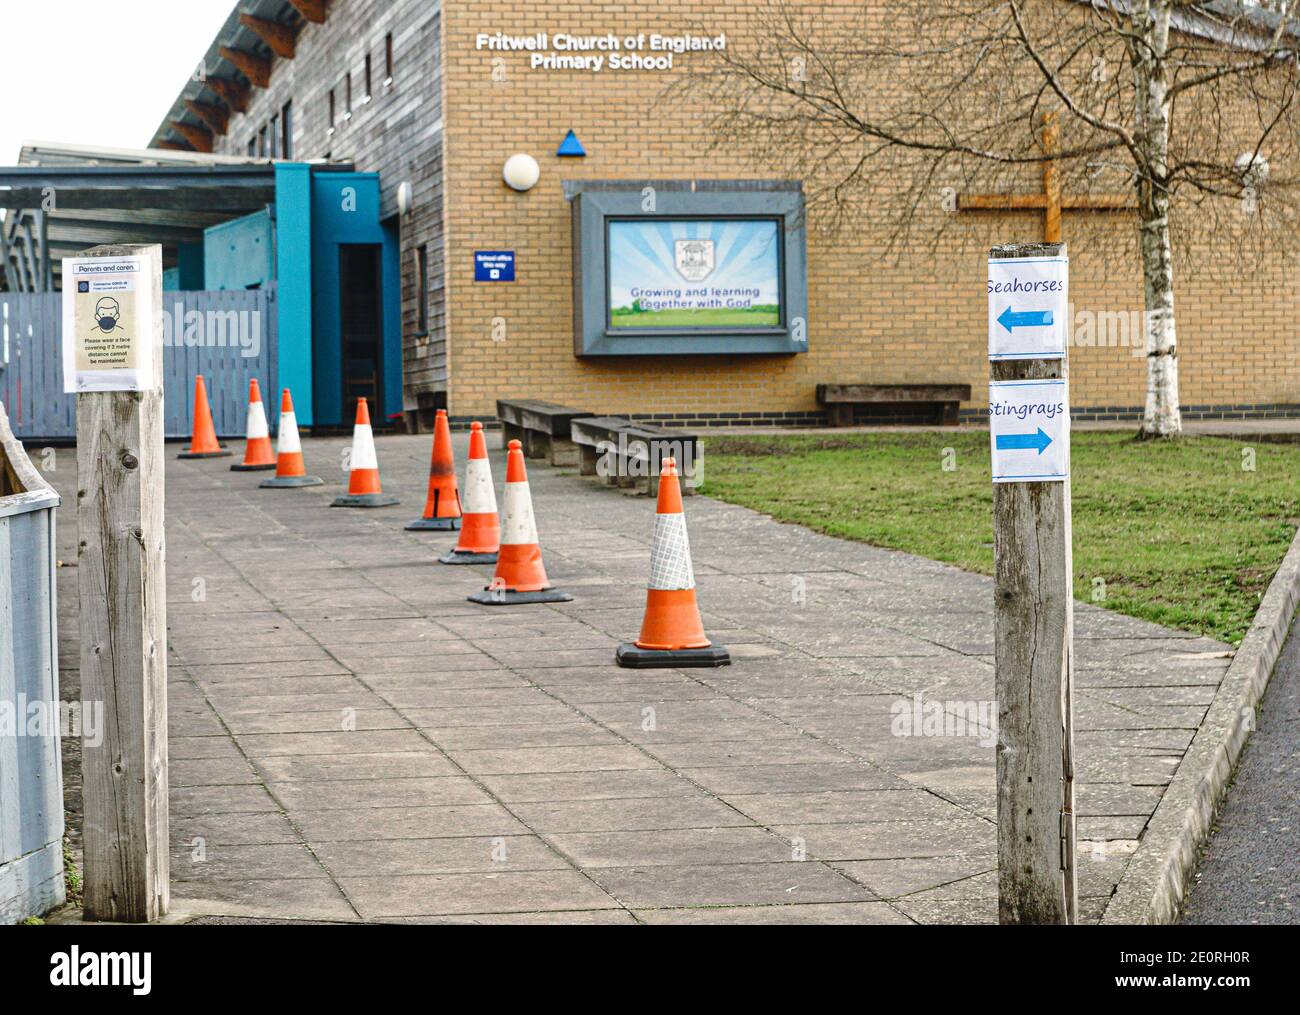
[{"xmin": 0, "ymin": 287, "xmax": 278, "ymax": 441}]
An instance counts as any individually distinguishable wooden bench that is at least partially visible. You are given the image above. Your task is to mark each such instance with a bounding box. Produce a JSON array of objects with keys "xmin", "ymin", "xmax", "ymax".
[
  {"xmin": 816, "ymin": 383, "xmax": 973, "ymax": 427},
  {"xmin": 571, "ymin": 416, "xmax": 701, "ymax": 495},
  {"xmin": 571, "ymin": 416, "xmax": 627, "ymax": 477},
  {"xmin": 496, "ymin": 399, "xmax": 593, "ymax": 466}
]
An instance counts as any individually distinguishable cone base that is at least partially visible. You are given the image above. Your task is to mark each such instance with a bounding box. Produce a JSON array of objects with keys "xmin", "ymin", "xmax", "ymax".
[
  {"xmin": 331, "ymin": 493, "xmax": 400, "ymax": 508},
  {"xmin": 439, "ymin": 549, "xmax": 499, "ymax": 565},
  {"xmin": 468, "ymin": 588, "xmax": 573, "ymax": 606},
  {"xmin": 231, "ymin": 462, "xmax": 277, "ymax": 472},
  {"xmin": 616, "ymin": 643, "xmax": 732, "ymax": 669},
  {"xmin": 406, "ymin": 516, "xmax": 462, "ymax": 531},
  {"xmin": 260, "ymin": 475, "xmax": 324, "ymax": 488},
  {"xmin": 179, "ymin": 448, "xmax": 231, "ymax": 459}
]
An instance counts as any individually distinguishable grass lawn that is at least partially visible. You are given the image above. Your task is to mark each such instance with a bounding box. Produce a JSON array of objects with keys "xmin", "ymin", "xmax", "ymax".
[{"xmin": 699, "ymin": 431, "xmax": 1300, "ymax": 645}]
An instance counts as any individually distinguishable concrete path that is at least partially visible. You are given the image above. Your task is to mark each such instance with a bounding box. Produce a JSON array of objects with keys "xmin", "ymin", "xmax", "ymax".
[
  {"xmin": 49, "ymin": 432, "xmax": 1233, "ymax": 924},
  {"xmin": 1181, "ymin": 612, "xmax": 1300, "ymax": 924}
]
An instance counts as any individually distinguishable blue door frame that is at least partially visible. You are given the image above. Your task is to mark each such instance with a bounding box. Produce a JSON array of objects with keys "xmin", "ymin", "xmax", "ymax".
[{"xmin": 273, "ymin": 166, "xmax": 401, "ymax": 429}]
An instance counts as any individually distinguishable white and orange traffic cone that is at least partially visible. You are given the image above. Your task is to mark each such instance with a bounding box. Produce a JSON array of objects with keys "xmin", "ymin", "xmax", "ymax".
[
  {"xmin": 407, "ymin": 408, "xmax": 463, "ymax": 531},
  {"xmin": 468, "ymin": 439, "xmax": 570, "ymax": 604},
  {"xmin": 616, "ymin": 457, "xmax": 729, "ymax": 668},
  {"xmin": 440, "ymin": 421, "xmax": 499, "ymax": 564},
  {"xmin": 178, "ymin": 374, "xmax": 231, "ymax": 459},
  {"xmin": 259, "ymin": 388, "xmax": 323, "ymax": 488},
  {"xmin": 231, "ymin": 378, "xmax": 277, "ymax": 471},
  {"xmin": 331, "ymin": 397, "xmax": 399, "ymax": 508}
]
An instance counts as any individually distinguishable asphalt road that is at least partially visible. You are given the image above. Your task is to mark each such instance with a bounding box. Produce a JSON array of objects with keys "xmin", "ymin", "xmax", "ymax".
[{"xmin": 1181, "ymin": 611, "xmax": 1300, "ymax": 924}]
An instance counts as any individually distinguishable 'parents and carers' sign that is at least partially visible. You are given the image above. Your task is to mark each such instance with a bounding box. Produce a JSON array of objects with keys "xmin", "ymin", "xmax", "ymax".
[{"xmin": 61, "ymin": 254, "xmax": 158, "ymax": 393}]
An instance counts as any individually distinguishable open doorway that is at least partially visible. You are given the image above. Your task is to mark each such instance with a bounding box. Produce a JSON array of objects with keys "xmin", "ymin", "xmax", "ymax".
[{"xmin": 339, "ymin": 243, "xmax": 384, "ymax": 422}]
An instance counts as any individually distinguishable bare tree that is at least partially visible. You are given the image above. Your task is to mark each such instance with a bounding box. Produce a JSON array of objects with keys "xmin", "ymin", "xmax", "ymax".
[{"xmin": 689, "ymin": 1, "xmax": 1300, "ymax": 437}]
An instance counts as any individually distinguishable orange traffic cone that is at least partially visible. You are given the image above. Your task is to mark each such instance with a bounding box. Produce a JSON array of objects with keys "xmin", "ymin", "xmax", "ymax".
[
  {"xmin": 259, "ymin": 388, "xmax": 323, "ymax": 488},
  {"xmin": 616, "ymin": 457, "xmax": 729, "ymax": 668},
  {"xmin": 468, "ymin": 439, "xmax": 571, "ymax": 604},
  {"xmin": 331, "ymin": 397, "xmax": 399, "ymax": 507},
  {"xmin": 440, "ymin": 422, "xmax": 500, "ymax": 564},
  {"xmin": 407, "ymin": 408, "xmax": 463, "ymax": 531},
  {"xmin": 231, "ymin": 378, "xmax": 277, "ymax": 471},
  {"xmin": 178, "ymin": 375, "xmax": 230, "ymax": 459}
]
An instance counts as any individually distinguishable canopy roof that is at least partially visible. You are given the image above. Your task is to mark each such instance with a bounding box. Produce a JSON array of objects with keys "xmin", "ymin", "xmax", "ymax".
[{"xmin": 0, "ymin": 142, "xmax": 276, "ymax": 291}]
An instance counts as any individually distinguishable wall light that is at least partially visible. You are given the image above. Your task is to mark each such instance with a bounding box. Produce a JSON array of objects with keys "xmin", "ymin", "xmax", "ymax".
[{"xmin": 502, "ymin": 153, "xmax": 540, "ymax": 192}]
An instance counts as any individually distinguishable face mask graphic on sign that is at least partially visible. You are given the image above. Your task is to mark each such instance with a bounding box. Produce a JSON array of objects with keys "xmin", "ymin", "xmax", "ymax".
[{"xmin": 94, "ymin": 298, "xmax": 123, "ymax": 334}]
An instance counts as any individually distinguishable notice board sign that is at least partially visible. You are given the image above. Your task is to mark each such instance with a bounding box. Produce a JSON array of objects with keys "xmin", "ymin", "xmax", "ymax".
[
  {"xmin": 567, "ymin": 180, "xmax": 808, "ymax": 357},
  {"xmin": 61, "ymin": 255, "xmax": 158, "ymax": 392}
]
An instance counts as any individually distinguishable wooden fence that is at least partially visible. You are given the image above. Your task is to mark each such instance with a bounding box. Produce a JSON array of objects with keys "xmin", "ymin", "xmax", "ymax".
[
  {"xmin": 0, "ymin": 401, "xmax": 63, "ymax": 923},
  {"xmin": 0, "ymin": 287, "xmax": 278, "ymax": 441}
]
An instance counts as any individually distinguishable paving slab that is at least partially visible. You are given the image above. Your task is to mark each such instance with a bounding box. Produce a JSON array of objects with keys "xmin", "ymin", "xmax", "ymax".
[
  {"xmin": 545, "ymin": 827, "xmax": 797, "ymax": 869},
  {"xmin": 397, "ymin": 908, "xmax": 638, "ymax": 926},
  {"xmin": 46, "ymin": 432, "xmax": 1235, "ymax": 924},
  {"xmin": 338, "ymin": 870, "xmax": 617, "ymax": 920},
  {"xmin": 290, "ymin": 803, "xmax": 530, "ymax": 842},
  {"xmin": 311, "ymin": 835, "xmax": 571, "ymax": 877},
  {"xmin": 476, "ymin": 769, "xmax": 699, "ymax": 803},
  {"xmin": 170, "ymin": 811, "xmax": 301, "ymax": 848},
  {"xmin": 636, "ymin": 901, "xmax": 912, "ymax": 925},
  {"xmin": 589, "ymin": 861, "xmax": 877, "ymax": 909},
  {"xmin": 171, "ymin": 843, "xmax": 331, "ymax": 882},
  {"xmin": 267, "ymin": 776, "xmax": 490, "ymax": 811}
]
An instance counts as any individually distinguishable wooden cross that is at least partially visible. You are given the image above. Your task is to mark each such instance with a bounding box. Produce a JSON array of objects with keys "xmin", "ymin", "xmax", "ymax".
[{"xmin": 958, "ymin": 112, "xmax": 1135, "ymax": 242}]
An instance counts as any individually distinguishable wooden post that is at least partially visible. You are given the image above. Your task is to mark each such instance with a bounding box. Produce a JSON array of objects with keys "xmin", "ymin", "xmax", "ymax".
[
  {"xmin": 991, "ymin": 241, "xmax": 1076, "ymax": 924},
  {"xmin": 76, "ymin": 243, "xmax": 169, "ymax": 922}
]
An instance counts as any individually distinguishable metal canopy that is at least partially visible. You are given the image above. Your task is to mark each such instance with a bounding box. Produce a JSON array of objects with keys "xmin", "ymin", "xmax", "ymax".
[{"xmin": 0, "ymin": 143, "xmax": 276, "ymax": 291}]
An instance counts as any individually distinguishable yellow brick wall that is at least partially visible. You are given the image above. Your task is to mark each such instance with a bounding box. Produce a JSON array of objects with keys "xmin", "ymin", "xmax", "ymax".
[{"xmin": 442, "ymin": 2, "xmax": 1300, "ymax": 420}]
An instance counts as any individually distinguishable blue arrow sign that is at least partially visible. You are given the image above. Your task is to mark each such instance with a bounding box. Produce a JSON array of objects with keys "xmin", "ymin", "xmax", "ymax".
[
  {"xmin": 997, "ymin": 306, "xmax": 1054, "ymax": 334},
  {"xmin": 995, "ymin": 427, "xmax": 1053, "ymax": 454}
]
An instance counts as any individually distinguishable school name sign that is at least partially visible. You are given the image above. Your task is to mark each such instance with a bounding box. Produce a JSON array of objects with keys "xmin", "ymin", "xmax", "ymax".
[{"xmin": 476, "ymin": 31, "xmax": 727, "ymax": 72}]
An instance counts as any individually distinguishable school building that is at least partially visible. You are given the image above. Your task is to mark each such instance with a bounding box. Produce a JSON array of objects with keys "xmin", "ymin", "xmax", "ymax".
[{"xmin": 3, "ymin": 0, "xmax": 1299, "ymax": 436}]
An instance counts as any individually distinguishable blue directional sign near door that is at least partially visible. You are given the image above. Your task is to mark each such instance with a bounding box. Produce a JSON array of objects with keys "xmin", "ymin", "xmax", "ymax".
[{"xmin": 475, "ymin": 250, "xmax": 515, "ymax": 282}]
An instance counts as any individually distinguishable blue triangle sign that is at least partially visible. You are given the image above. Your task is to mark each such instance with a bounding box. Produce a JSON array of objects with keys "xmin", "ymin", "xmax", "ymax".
[{"xmin": 556, "ymin": 130, "xmax": 586, "ymax": 157}]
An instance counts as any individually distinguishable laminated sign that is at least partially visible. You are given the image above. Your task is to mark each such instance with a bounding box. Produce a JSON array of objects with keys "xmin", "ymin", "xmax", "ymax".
[
  {"xmin": 988, "ymin": 253, "xmax": 1068, "ymax": 360},
  {"xmin": 61, "ymin": 255, "xmax": 157, "ymax": 392},
  {"xmin": 988, "ymin": 378, "xmax": 1070, "ymax": 483}
]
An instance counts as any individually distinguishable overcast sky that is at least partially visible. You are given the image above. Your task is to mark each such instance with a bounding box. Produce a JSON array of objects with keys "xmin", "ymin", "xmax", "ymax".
[{"xmin": 0, "ymin": 0, "xmax": 235, "ymax": 163}]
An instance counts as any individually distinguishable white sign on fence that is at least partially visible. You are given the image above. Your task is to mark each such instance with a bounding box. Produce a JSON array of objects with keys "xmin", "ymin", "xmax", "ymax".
[
  {"xmin": 61, "ymin": 255, "xmax": 158, "ymax": 393},
  {"xmin": 988, "ymin": 254, "xmax": 1068, "ymax": 360},
  {"xmin": 989, "ymin": 378, "xmax": 1070, "ymax": 482}
]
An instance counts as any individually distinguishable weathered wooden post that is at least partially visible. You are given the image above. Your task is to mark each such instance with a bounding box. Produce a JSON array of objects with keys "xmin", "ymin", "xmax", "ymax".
[
  {"xmin": 988, "ymin": 241, "xmax": 1076, "ymax": 924},
  {"xmin": 64, "ymin": 243, "xmax": 169, "ymax": 921}
]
